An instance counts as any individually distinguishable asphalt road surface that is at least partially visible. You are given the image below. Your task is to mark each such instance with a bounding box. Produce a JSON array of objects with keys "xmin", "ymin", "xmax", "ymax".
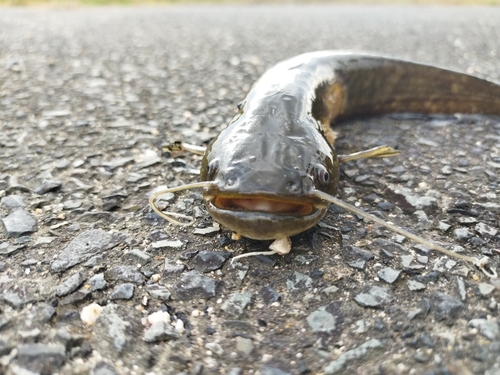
[{"xmin": 1, "ymin": 5, "xmax": 500, "ymax": 375}]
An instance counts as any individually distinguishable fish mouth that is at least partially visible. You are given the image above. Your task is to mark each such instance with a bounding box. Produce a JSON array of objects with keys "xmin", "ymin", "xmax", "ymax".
[
  {"xmin": 204, "ymin": 193, "xmax": 328, "ymax": 240},
  {"xmin": 213, "ymin": 196, "xmax": 315, "ymax": 215}
]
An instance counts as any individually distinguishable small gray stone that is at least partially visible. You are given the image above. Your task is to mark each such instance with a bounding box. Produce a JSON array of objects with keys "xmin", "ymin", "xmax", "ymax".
[
  {"xmin": 453, "ymin": 227, "xmax": 471, "ymax": 241},
  {"xmin": 286, "ymin": 272, "xmax": 313, "ymax": 294},
  {"xmin": 34, "ymin": 236, "xmax": 56, "ymax": 246},
  {"xmin": 456, "ymin": 277, "xmax": 467, "ymax": 301},
  {"xmin": 348, "ymin": 260, "xmax": 366, "ymax": 270},
  {"xmin": 321, "ymin": 285, "xmax": 339, "ymax": 297},
  {"xmin": 29, "ymin": 304, "xmax": 56, "ymax": 325},
  {"xmin": 175, "ymin": 270, "xmax": 220, "ymax": 300},
  {"xmin": 324, "ymin": 339, "xmax": 383, "ymax": 374},
  {"xmin": 89, "ymin": 273, "xmax": 108, "ymax": 292},
  {"xmin": 377, "ymin": 201, "xmax": 394, "ymax": 211},
  {"xmin": 193, "ymin": 250, "xmax": 231, "ymax": 272},
  {"xmin": 437, "ymin": 221, "xmax": 451, "ymax": 232},
  {"xmin": 56, "ymin": 271, "xmax": 86, "ymax": 297},
  {"xmin": 205, "ymin": 342, "xmax": 224, "ymax": 356},
  {"xmin": 416, "ymin": 256, "xmax": 428, "ymax": 264},
  {"xmin": 431, "ymin": 292, "xmax": 464, "ymax": 322},
  {"xmin": 347, "ymin": 245, "xmax": 374, "ymax": 260},
  {"xmin": 221, "ymin": 292, "xmax": 253, "ymax": 317},
  {"xmin": 143, "ymin": 321, "xmax": 179, "ymax": 342},
  {"xmin": 478, "ymin": 283, "xmax": 496, "ymax": 297},
  {"xmin": 401, "ymin": 255, "xmax": 425, "ymax": 271},
  {"xmin": 146, "ymin": 284, "xmax": 171, "ymax": 301},
  {"xmin": 105, "ymin": 266, "xmax": 145, "ymax": 285},
  {"xmin": 17, "ymin": 343, "xmax": 66, "ymax": 375},
  {"xmin": 235, "ymin": 336, "xmax": 254, "ymax": 355},
  {"xmin": 1, "ymin": 209, "xmax": 37, "ymax": 238},
  {"xmin": 260, "ymin": 286, "xmax": 281, "ymax": 304},
  {"xmin": 260, "ymin": 366, "xmax": 291, "ymax": 375},
  {"xmin": 110, "ymin": 284, "xmax": 135, "ymax": 300},
  {"xmin": 307, "ymin": 303, "xmax": 344, "ymax": 334},
  {"xmin": 51, "ymin": 230, "xmax": 124, "ymax": 272},
  {"xmin": 126, "ymin": 249, "xmax": 151, "ymax": 265},
  {"xmin": 60, "ymin": 288, "xmax": 91, "ymax": 306},
  {"xmin": 377, "ymin": 268, "xmax": 401, "ymax": 284},
  {"xmin": 193, "ymin": 226, "xmax": 220, "ymax": 235},
  {"xmin": 468, "ymin": 319, "xmax": 499, "ymax": 340},
  {"xmin": 457, "ymin": 216, "xmax": 477, "ymax": 225},
  {"xmin": 163, "ymin": 258, "xmax": 185, "ymax": 275},
  {"xmin": 21, "ymin": 259, "xmax": 38, "ymax": 267},
  {"xmin": 63, "ymin": 200, "xmax": 82, "ymax": 210},
  {"xmin": 414, "ymin": 349, "xmax": 431, "ymax": 363},
  {"xmin": 102, "ymin": 157, "xmax": 135, "ymax": 170},
  {"xmin": 84, "ymin": 255, "xmax": 105, "ymax": 268},
  {"xmin": 413, "ymin": 244, "xmax": 431, "ymax": 255},
  {"xmin": 475, "ymin": 222, "xmax": 498, "ymax": 237},
  {"xmin": 1, "ymin": 284, "xmax": 35, "ymax": 309},
  {"xmin": 407, "ymin": 280, "xmax": 426, "ymax": 291},
  {"xmin": 354, "ymin": 286, "xmax": 393, "ymax": 308},
  {"xmin": 1, "ymin": 195, "xmax": 25, "ymax": 208},
  {"xmin": 0, "ymin": 242, "xmax": 24, "ymax": 256},
  {"xmin": 152, "ymin": 239, "xmax": 183, "ymax": 249},
  {"xmin": 34, "ymin": 180, "xmax": 62, "ymax": 195},
  {"xmin": 91, "ymin": 304, "xmax": 132, "ymax": 355},
  {"xmin": 6, "ymin": 175, "xmax": 30, "ymax": 194}
]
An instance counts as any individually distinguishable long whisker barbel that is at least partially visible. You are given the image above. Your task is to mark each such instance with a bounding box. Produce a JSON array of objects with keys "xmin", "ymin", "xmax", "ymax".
[
  {"xmin": 310, "ymin": 190, "xmax": 497, "ymax": 278},
  {"xmin": 149, "ymin": 181, "xmax": 216, "ymax": 226}
]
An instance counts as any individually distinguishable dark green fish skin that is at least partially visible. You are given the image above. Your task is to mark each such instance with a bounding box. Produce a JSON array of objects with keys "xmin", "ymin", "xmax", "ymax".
[{"xmin": 199, "ymin": 51, "xmax": 500, "ymax": 240}]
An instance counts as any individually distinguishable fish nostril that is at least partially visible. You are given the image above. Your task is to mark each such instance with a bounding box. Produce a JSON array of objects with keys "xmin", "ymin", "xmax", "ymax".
[
  {"xmin": 226, "ymin": 178, "xmax": 237, "ymax": 187},
  {"xmin": 287, "ymin": 182, "xmax": 301, "ymax": 194}
]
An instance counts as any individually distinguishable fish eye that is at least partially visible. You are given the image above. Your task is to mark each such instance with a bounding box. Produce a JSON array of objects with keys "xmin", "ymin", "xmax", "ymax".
[{"xmin": 316, "ymin": 165, "xmax": 329, "ymax": 185}]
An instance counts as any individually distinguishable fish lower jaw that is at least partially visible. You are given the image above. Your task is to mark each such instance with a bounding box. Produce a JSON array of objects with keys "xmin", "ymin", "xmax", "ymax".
[{"xmin": 205, "ymin": 199, "xmax": 327, "ymax": 240}]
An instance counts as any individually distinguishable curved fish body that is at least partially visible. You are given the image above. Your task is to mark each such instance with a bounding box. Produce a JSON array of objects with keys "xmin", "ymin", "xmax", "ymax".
[{"xmin": 200, "ymin": 51, "xmax": 500, "ymax": 241}]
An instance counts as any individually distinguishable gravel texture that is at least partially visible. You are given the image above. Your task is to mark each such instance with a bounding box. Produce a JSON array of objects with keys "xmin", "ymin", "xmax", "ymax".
[{"xmin": 1, "ymin": 5, "xmax": 500, "ymax": 375}]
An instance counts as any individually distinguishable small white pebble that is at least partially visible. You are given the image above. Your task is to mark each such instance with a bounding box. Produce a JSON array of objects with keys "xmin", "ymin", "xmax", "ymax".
[
  {"xmin": 174, "ymin": 318, "xmax": 185, "ymax": 333},
  {"xmin": 204, "ymin": 357, "xmax": 218, "ymax": 369},
  {"xmin": 80, "ymin": 303, "xmax": 103, "ymax": 326},
  {"xmin": 196, "ymin": 337, "xmax": 204, "ymax": 347},
  {"xmin": 150, "ymin": 274, "xmax": 161, "ymax": 283},
  {"xmin": 147, "ymin": 311, "xmax": 170, "ymax": 325},
  {"xmin": 262, "ymin": 354, "xmax": 273, "ymax": 362},
  {"xmin": 191, "ymin": 309, "xmax": 200, "ymax": 317}
]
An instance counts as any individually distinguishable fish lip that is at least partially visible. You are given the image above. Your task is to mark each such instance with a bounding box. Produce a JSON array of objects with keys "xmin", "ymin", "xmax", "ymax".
[
  {"xmin": 204, "ymin": 190, "xmax": 327, "ymax": 211},
  {"xmin": 204, "ymin": 193, "xmax": 328, "ymax": 240}
]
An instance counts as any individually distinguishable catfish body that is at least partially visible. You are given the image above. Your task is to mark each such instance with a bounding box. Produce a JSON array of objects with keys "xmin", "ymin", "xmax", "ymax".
[{"xmin": 199, "ymin": 51, "xmax": 500, "ymax": 241}]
